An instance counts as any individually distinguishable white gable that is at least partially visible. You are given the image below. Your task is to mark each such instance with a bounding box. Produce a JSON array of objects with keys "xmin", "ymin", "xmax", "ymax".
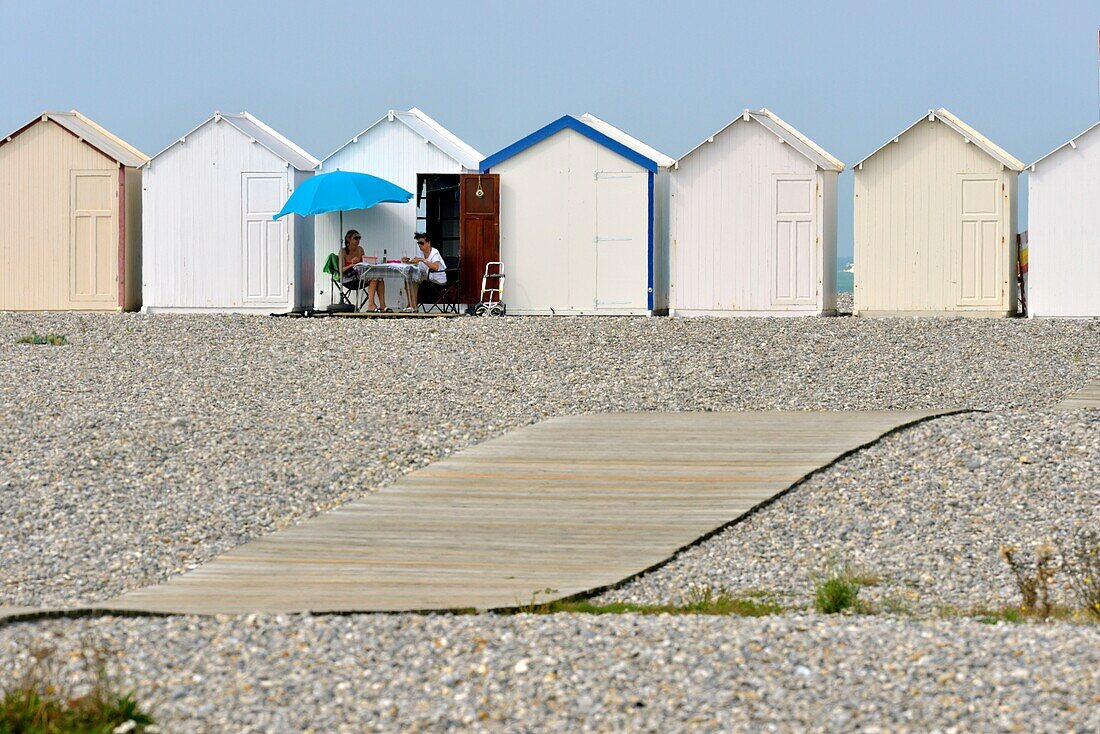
[
  {"xmin": 1030, "ymin": 121, "xmax": 1100, "ymax": 170},
  {"xmin": 855, "ymin": 108, "xmax": 1023, "ymax": 171},
  {"xmin": 678, "ymin": 109, "xmax": 842, "ymax": 171},
  {"xmin": 321, "ymin": 108, "xmax": 482, "ymax": 171},
  {"xmin": 148, "ymin": 112, "xmax": 318, "ymax": 172}
]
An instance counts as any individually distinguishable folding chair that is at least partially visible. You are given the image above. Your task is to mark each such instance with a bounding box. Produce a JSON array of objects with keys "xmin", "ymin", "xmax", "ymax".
[
  {"xmin": 420, "ymin": 256, "xmax": 461, "ymax": 314},
  {"xmin": 322, "ymin": 252, "xmax": 360, "ymax": 313}
]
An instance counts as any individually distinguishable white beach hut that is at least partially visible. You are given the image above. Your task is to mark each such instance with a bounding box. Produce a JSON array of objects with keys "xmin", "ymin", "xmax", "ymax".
[
  {"xmin": 480, "ymin": 113, "xmax": 674, "ymax": 315},
  {"xmin": 853, "ymin": 108, "xmax": 1025, "ymax": 317},
  {"xmin": 141, "ymin": 112, "xmax": 319, "ymax": 313},
  {"xmin": 315, "ymin": 108, "xmax": 484, "ymax": 307},
  {"xmin": 1026, "ymin": 121, "xmax": 1100, "ymax": 318},
  {"xmin": 670, "ymin": 109, "xmax": 843, "ymax": 317}
]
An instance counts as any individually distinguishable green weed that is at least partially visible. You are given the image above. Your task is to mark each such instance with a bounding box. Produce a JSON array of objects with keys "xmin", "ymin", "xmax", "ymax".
[
  {"xmin": 512, "ymin": 585, "xmax": 784, "ymax": 617},
  {"xmin": 15, "ymin": 333, "xmax": 67, "ymax": 346},
  {"xmin": 813, "ymin": 564, "xmax": 869, "ymax": 614},
  {"xmin": 0, "ymin": 643, "xmax": 155, "ymax": 734}
]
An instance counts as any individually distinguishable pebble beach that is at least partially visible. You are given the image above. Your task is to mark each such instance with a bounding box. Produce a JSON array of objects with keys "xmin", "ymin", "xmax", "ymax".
[
  {"xmin": 1, "ymin": 311, "xmax": 1097, "ymax": 731},
  {"xmin": 2, "ymin": 614, "xmax": 1098, "ymax": 733}
]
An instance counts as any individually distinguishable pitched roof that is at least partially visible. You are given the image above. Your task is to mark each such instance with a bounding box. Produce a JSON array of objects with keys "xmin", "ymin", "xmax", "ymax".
[
  {"xmin": 149, "ymin": 112, "xmax": 319, "ymax": 171},
  {"xmin": 321, "ymin": 107, "xmax": 483, "ymax": 171},
  {"xmin": 677, "ymin": 108, "xmax": 843, "ymax": 171},
  {"xmin": 1029, "ymin": 120, "xmax": 1100, "ymax": 169},
  {"xmin": 854, "ymin": 108, "xmax": 1024, "ymax": 171},
  {"xmin": 578, "ymin": 113, "xmax": 675, "ymax": 169},
  {"xmin": 1, "ymin": 110, "xmax": 149, "ymax": 167},
  {"xmin": 480, "ymin": 115, "xmax": 664, "ymax": 173}
]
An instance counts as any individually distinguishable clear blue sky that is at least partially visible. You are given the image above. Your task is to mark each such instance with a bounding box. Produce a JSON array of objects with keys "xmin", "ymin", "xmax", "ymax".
[{"xmin": 3, "ymin": 0, "xmax": 1098, "ymax": 258}]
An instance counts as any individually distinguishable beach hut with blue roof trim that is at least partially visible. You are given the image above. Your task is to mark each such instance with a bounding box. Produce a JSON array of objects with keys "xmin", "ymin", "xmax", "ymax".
[{"xmin": 480, "ymin": 113, "xmax": 673, "ymax": 315}]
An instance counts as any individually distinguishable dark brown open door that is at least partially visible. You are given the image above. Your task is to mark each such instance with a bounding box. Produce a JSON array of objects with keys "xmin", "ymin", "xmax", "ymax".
[{"xmin": 459, "ymin": 174, "xmax": 500, "ymax": 304}]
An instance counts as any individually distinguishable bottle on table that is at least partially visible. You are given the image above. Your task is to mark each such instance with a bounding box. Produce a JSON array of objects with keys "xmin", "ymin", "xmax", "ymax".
[{"xmin": 382, "ymin": 249, "xmax": 387, "ymax": 264}]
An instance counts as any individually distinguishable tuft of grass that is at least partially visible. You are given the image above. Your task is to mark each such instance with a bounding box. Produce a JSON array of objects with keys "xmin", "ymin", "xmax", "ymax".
[
  {"xmin": 932, "ymin": 600, "xmax": 1091, "ymax": 624},
  {"xmin": 1000, "ymin": 544, "xmax": 1057, "ymax": 620},
  {"xmin": 0, "ymin": 643, "xmax": 155, "ymax": 734},
  {"xmin": 974, "ymin": 607, "xmax": 1028, "ymax": 625},
  {"xmin": 1063, "ymin": 528, "xmax": 1100, "ymax": 621},
  {"xmin": 970, "ymin": 604, "xmax": 1082, "ymax": 625},
  {"xmin": 813, "ymin": 564, "xmax": 869, "ymax": 614},
  {"xmin": 15, "ymin": 332, "xmax": 67, "ymax": 346},
  {"xmin": 878, "ymin": 592, "xmax": 916, "ymax": 617},
  {"xmin": 516, "ymin": 587, "xmax": 560, "ymax": 614},
  {"xmin": 512, "ymin": 585, "xmax": 784, "ymax": 617}
]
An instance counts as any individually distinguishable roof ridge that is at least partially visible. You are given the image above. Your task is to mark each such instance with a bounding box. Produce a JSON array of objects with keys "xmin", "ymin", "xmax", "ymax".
[
  {"xmin": 754, "ymin": 109, "xmax": 843, "ymax": 171},
  {"xmin": 1029, "ymin": 120, "xmax": 1100, "ymax": 169},
  {"xmin": 675, "ymin": 109, "xmax": 843, "ymax": 171},
  {"xmin": 233, "ymin": 111, "xmax": 320, "ymax": 166},
  {"xmin": 578, "ymin": 112, "xmax": 675, "ymax": 168},
  {"xmin": 854, "ymin": 108, "xmax": 1024, "ymax": 171},
  {"xmin": 62, "ymin": 110, "xmax": 150, "ymax": 162},
  {"xmin": 321, "ymin": 107, "xmax": 482, "ymax": 169},
  {"xmin": 405, "ymin": 107, "xmax": 483, "ymax": 161},
  {"xmin": 480, "ymin": 115, "xmax": 661, "ymax": 173},
  {"xmin": 147, "ymin": 111, "xmax": 316, "ymax": 169},
  {"xmin": 932, "ymin": 108, "xmax": 1024, "ymax": 171}
]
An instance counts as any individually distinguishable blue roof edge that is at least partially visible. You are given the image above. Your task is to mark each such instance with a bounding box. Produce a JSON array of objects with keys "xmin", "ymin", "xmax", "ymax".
[{"xmin": 480, "ymin": 115, "xmax": 659, "ymax": 173}]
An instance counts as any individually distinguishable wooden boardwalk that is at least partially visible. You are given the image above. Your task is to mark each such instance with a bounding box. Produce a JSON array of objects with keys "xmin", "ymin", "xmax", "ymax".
[
  {"xmin": 92, "ymin": 410, "xmax": 945, "ymax": 615},
  {"xmin": 1056, "ymin": 379, "xmax": 1100, "ymax": 410}
]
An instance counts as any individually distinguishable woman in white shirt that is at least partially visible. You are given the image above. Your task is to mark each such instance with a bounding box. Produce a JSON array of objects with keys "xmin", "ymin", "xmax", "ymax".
[{"xmin": 402, "ymin": 232, "xmax": 447, "ymax": 311}]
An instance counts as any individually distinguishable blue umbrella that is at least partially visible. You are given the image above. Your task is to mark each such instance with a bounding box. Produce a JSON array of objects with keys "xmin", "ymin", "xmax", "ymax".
[{"xmin": 273, "ymin": 170, "xmax": 413, "ymax": 220}]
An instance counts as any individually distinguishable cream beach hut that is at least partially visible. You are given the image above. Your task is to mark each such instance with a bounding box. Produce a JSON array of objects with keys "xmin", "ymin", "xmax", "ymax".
[
  {"xmin": 141, "ymin": 112, "xmax": 319, "ymax": 314},
  {"xmin": 670, "ymin": 109, "xmax": 843, "ymax": 316},
  {"xmin": 0, "ymin": 111, "xmax": 148, "ymax": 311},
  {"xmin": 315, "ymin": 108, "xmax": 484, "ymax": 307},
  {"xmin": 853, "ymin": 108, "xmax": 1025, "ymax": 317},
  {"xmin": 1026, "ymin": 121, "xmax": 1100, "ymax": 318},
  {"xmin": 480, "ymin": 113, "xmax": 674, "ymax": 315}
]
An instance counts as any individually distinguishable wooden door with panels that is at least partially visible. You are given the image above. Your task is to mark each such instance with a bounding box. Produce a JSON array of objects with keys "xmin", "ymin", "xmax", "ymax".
[
  {"xmin": 957, "ymin": 176, "xmax": 1003, "ymax": 307},
  {"xmin": 69, "ymin": 170, "xmax": 118, "ymax": 305},
  {"xmin": 771, "ymin": 176, "xmax": 816, "ymax": 307},
  {"xmin": 242, "ymin": 173, "xmax": 289, "ymax": 304},
  {"xmin": 459, "ymin": 173, "xmax": 499, "ymax": 304}
]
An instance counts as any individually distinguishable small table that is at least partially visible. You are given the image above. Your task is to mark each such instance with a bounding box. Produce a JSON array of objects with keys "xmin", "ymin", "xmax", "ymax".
[{"xmin": 351, "ymin": 262, "xmax": 428, "ymax": 311}]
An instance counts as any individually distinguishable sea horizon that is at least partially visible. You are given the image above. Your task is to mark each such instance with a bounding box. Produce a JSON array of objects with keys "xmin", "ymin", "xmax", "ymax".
[{"xmin": 837, "ymin": 259, "xmax": 854, "ymax": 293}]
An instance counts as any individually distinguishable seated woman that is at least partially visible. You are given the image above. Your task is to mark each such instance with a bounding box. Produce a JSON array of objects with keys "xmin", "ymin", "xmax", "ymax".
[
  {"xmin": 402, "ymin": 232, "xmax": 446, "ymax": 312},
  {"xmin": 340, "ymin": 229, "xmax": 388, "ymax": 311}
]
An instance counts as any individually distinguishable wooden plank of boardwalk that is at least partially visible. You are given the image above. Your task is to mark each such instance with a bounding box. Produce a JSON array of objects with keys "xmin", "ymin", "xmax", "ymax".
[
  {"xmin": 1056, "ymin": 379, "xmax": 1100, "ymax": 410},
  {"xmin": 102, "ymin": 410, "xmax": 946, "ymax": 615}
]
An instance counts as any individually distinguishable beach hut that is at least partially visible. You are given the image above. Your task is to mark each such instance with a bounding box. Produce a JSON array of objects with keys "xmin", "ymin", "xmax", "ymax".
[
  {"xmin": 315, "ymin": 108, "xmax": 486, "ymax": 306},
  {"xmin": 1026, "ymin": 122, "xmax": 1100, "ymax": 318},
  {"xmin": 141, "ymin": 112, "xmax": 319, "ymax": 313},
  {"xmin": 480, "ymin": 113, "xmax": 674, "ymax": 315},
  {"xmin": 852, "ymin": 108, "xmax": 1025, "ymax": 317},
  {"xmin": 0, "ymin": 110, "xmax": 148, "ymax": 311},
  {"xmin": 670, "ymin": 109, "xmax": 843, "ymax": 317}
]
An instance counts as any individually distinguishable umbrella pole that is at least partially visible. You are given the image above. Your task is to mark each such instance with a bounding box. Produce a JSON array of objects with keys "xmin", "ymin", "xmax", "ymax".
[{"xmin": 340, "ymin": 210, "xmax": 350, "ymax": 311}]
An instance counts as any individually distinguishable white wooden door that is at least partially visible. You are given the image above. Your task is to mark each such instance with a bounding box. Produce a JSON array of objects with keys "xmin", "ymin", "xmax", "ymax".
[
  {"xmin": 772, "ymin": 177, "xmax": 816, "ymax": 306},
  {"xmin": 242, "ymin": 173, "xmax": 288, "ymax": 304},
  {"xmin": 69, "ymin": 170, "xmax": 117, "ymax": 304},
  {"xmin": 594, "ymin": 171, "xmax": 647, "ymax": 309},
  {"xmin": 957, "ymin": 177, "xmax": 1002, "ymax": 307}
]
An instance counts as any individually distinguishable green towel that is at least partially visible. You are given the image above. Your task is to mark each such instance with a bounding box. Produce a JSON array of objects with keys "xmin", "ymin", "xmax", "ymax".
[{"xmin": 323, "ymin": 252, "xmax": 341, "ymax": 277}]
